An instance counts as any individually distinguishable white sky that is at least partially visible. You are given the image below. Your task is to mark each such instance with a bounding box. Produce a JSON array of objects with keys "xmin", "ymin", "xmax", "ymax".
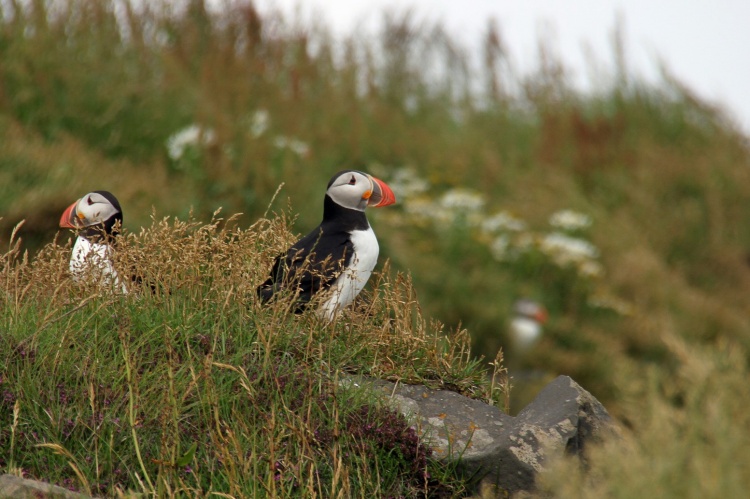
[{"xmin": 256, "ymin": 0, "xmax": 750, "ymax": 135}]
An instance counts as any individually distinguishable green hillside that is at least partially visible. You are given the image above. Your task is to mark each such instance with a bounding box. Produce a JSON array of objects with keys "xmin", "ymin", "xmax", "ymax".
[{"xmin": 2, "ymin": 1, "xmax": 750, "ymax": 496}]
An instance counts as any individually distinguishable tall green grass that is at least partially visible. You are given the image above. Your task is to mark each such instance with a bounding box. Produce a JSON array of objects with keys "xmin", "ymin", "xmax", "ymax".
[{"xmin": 1, "ymin": 213, "xmax": 491, "ymax": 496}]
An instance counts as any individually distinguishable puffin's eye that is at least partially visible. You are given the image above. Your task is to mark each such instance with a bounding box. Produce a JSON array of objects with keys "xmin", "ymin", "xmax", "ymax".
[
  {"xmin": 348, "ymin": 175, "xmax": 356, "ymax": 185},
  {"xmin": 87, "ymin": 196, "xmax": 94, "ymax": 205}
]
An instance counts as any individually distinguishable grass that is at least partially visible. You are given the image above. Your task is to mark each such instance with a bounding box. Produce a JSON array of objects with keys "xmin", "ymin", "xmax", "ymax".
[
  {"xmin": 1, "ymin": 213, "xmax": 493, "ymax": 496},
  {"xmin": 1, "ymin": 0, "xmax": 750, "ymax": 496},
  {"xmin": 537, "ymin": 332, "xmax": 750, "ymax": 499}
]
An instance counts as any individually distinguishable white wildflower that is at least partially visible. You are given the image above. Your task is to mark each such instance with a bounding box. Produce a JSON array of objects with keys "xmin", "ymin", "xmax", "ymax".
[
  {"xmin": 490, "ymin": 235, "xmax": 510, "ymax": 260},
  {"xmin": 249, "ymin": 109, "xmax": 270, "ymax": 138},
  {"xmin": 166, "ymin": 124, "xmax": 216, "ymax": 161},
  {"xmin": 540, "ymin": 232, "xmax": 600, "ymax": 266},
  {"xmin": 578, "ymin": 260, "xmax": 604, "ymax": 278},
  {"xmin": 405, "ymin": 197, "xmax": 481, "ymax": 227},
  {"xmin": 549, "ymin": 209, "xmax": 592, "ymax": 231},
  {"xmin": 388, "ymin": 168, "xmax": 430, "ymax": 199},
  {"xmin": 439, "ymin": 188, "xmax": 485, "ymax": 212},
  {"xmin": 481, "ymin": 210, "xmax": 527, "ymax": 233},
  {"xmin": 273, "ymin": 136, "xmax": 310, "ymax": 157}
]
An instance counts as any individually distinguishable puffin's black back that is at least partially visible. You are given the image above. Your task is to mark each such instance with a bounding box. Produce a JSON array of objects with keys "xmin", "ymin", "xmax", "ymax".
[{"xmin": 257, "ymin": 193, "xmax": 370, "ymax": 312}]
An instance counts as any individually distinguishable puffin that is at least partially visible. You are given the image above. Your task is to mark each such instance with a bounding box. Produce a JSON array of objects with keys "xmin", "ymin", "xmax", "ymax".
[
  {"xmin": 59, "ymin": 190, "xmax": 128, "ymax": 293},
  {"xmin": 257, "ymin": 170, "xmax": 396, "ymax": 321},
  {"xmin": 509, "ymin": 299, "xmax": 548, "ymax": 353}
]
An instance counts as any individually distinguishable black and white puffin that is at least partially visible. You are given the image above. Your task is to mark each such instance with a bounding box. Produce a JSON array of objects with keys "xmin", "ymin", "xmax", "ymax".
[
  {"xmin": 257, "ymin": 170, "xmax": 396, "ymax": 320},
  {"xmin": 509, "ymin": 299, "xmax": 548, "ymax": 353},
  {"xmin": 59, "ymin": 190, "xmax": 128, "ymax": 293}
]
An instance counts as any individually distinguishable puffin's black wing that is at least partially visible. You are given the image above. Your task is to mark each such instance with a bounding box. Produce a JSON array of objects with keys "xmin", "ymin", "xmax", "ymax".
[{"xmin": 257, "ymin": 225, "xmax": 353, "ymax": 312}]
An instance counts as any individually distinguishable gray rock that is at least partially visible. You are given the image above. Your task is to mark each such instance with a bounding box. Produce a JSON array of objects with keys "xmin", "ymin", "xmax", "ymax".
[
  {"xmin": 356, "ymin": 375, "xmax": 615, "ymax": 496},
  {"xmin": 0, "ymin": 474, "xmax": 91, "ymax": 499}
]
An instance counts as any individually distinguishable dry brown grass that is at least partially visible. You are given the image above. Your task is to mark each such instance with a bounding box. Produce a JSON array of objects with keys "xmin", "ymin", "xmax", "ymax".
[{"xmin": 1, "ymin": 210, "xmax": 492, "ymax": 496}]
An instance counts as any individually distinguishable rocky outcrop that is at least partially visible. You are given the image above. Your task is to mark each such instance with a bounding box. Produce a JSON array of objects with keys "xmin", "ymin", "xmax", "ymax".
[
  {"xmin": 0, "ymin": 474, "xmax": 90, "ymax": 499},
  {"xmin": 359, "ymin": 375, "xmax": 616, "ymax": 496}
]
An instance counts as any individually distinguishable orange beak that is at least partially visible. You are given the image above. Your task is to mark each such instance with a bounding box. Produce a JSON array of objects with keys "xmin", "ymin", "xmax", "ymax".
[
  {"xmin": 535, "ymin": 307, "xmax": 549, "ymax": 324},
  {"xmin": 59, "ymin": 200, "xmax": 81, "ymax": 229},
  {"xmin": 367, "ymin": 176, "xmax": 396, "ymax": 208}
]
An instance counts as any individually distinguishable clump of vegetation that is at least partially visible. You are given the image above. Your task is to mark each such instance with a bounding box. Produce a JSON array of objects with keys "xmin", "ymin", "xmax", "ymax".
[
  {"xmin": 538, "ymin": 332, "xmax": 750, "ymax": 499},
  {"xmin": 0, "ymin": 213, "xmax": 489, "ymax": 496}
]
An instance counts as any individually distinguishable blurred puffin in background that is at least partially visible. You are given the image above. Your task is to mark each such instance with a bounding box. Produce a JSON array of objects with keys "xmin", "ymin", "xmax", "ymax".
[
  {"xmin": 59, "ymin": 190, "xmax": 128, "ymax": 293},
  {"xmin": 509, "ymin": 298, "xmax": 548, "ymax": 354},
  {"xmin": 257, "ymin": 169, "xmax": 396, "ymax": 321}
]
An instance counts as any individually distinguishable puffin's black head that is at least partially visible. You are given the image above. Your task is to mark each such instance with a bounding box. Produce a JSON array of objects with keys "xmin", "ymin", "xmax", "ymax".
[
  {"xmin": 60, "ymin": 190, "xmax": 123, "ymax": 241},
  {"xmin": 325, "ymin": 170, "xmax": 396, "ymax": 212}
]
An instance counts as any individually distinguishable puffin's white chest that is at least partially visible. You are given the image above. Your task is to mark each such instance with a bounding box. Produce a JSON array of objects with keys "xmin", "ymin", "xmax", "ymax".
[
  {"xmin": 70, "ymin": 236, "xmax": 127, "ymax": 293},
  {"xmin": 319, "ymin": 227, "xmax": 379, "ymax": 320},
  {"xmin": 510, "ymin": 317, "xmax": 542, "ymax": 352}
]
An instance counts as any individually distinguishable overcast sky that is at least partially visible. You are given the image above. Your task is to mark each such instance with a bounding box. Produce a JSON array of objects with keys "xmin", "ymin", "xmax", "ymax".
[{"xmin": 256, "ymin": 0, "xmax": 750, "ymax": 135}]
